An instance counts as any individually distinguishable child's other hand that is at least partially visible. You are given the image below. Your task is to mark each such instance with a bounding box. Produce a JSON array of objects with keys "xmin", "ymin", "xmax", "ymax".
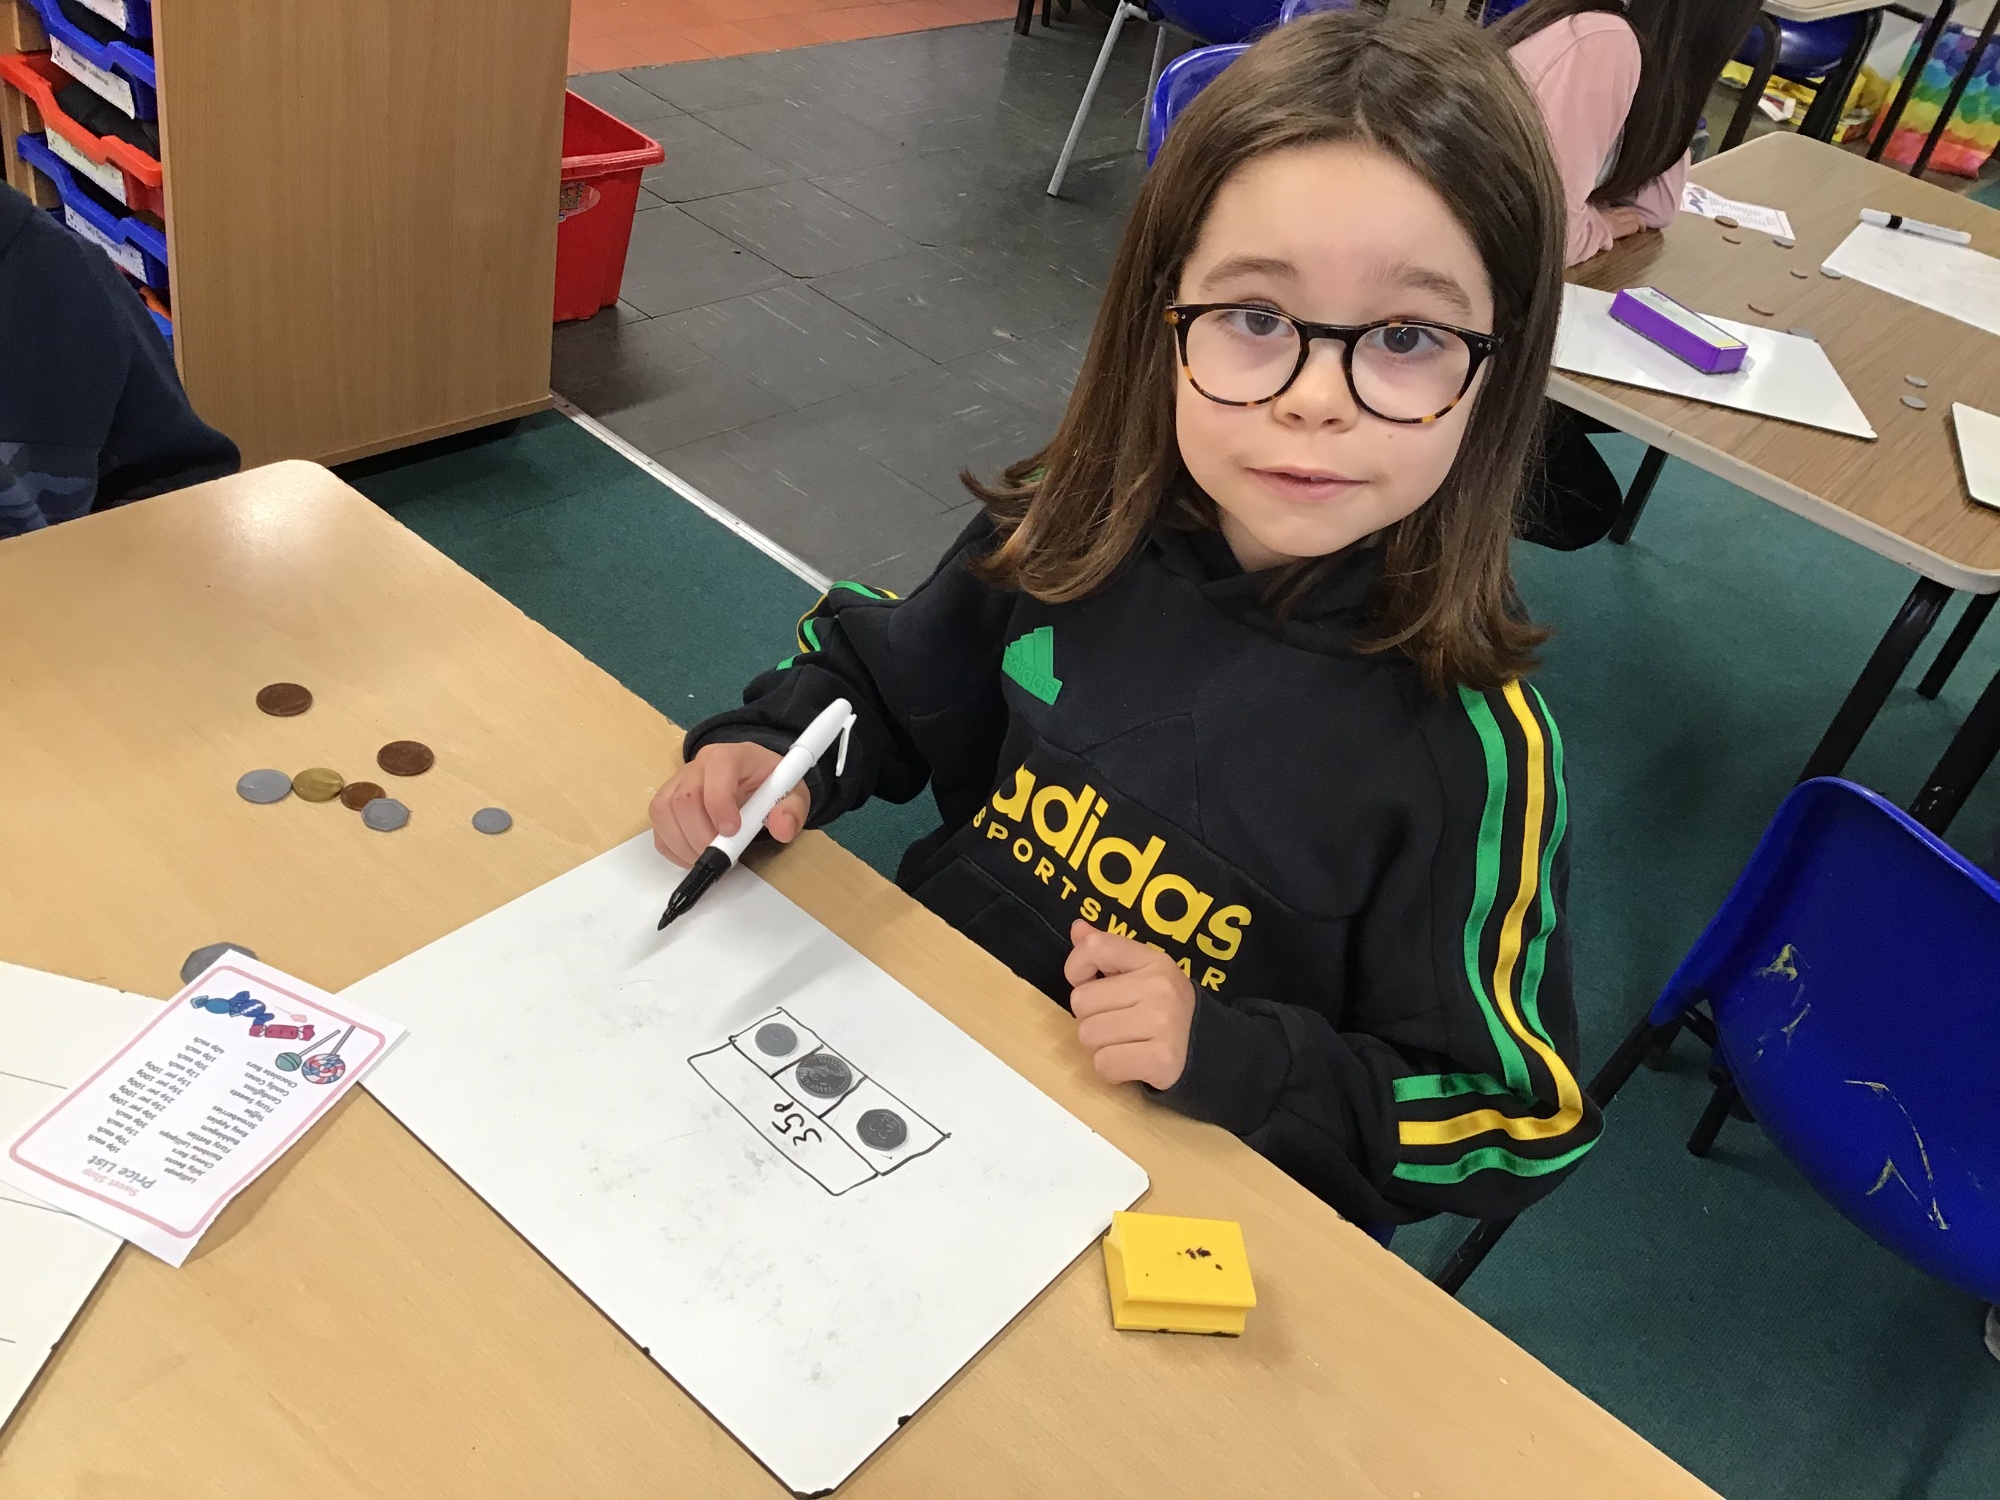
[
  {"xmin": 1604, "ymin": 205, "xmax": 1647, "ymax": 240},
  {"xmin": 1064, "ymin": 919, "xmax": 1195, "ymax": 1090},
  {"xmin": 649, "ymin": 741, "xmax": 810, "ymax": 868}
]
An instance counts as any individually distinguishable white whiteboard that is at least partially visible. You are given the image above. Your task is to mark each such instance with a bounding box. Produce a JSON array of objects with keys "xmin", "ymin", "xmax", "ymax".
[{"xmin": 348, "ymin": 836, "xmax": 1148, "ymax": 1494}]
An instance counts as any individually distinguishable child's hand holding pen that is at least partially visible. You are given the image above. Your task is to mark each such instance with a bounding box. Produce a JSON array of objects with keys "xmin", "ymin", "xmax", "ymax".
[{"xmin": 1064, "ymin": 920, "xmax": 1195, "ymax": 1091}]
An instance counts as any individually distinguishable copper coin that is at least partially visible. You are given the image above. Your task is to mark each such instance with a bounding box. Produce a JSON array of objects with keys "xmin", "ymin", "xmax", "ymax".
[
  {"xmin": 376, "ymin": 740, "xmax": 435, "ymax": 777},
  {"xmin": 1790, "ymin": 269, "xmax": 1810, "ymax": 279},
  {"xmin": 1714, "ymin": 215, "xmax": 1739, "ymax": 229},
  {"xmin": 1721, "ymin": 233, "xmax": 1741, "ymax": 244},
  {"xmin": 256, "ymin": 682, "xmax": 313, "ymax": 717},
  {"xmin": 1748, "ymin": 302, "xmax": 1776, "ymax": 316},
  {"xmin": 294, "ymin": 767, "xmax": 346, "ymax": 803},
  {"xmin": 340, "ymin": 780, "xmax": 386, "ymax": 811}
]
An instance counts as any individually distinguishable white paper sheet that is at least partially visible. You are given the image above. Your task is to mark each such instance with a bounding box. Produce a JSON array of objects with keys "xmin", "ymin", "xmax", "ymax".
[
  {"xmin": 1820, "ymin": 223, "xmax": 2000, "ymax": 339},
  {"xmin": 1, "ymin": 957, "xmax": 405, "ymax": 1266},
  {"xmin": 1554, "ymin": 284, "xmax": 1876, "ymax": 439},
  {"xmin": 348, "ymin": 835, "xmax": 1149, "ymax": 1495},
  {"xmin": 1956, "ymin": 404, "xmax": 2000, "ymax": 509},
  {"xmin": 0, "ymin": 962, "xmax": 162, "ymax": 1426},
  {"xmin": 1681, "ymin": 183, "xmax": 1794, "ymax": 241}
]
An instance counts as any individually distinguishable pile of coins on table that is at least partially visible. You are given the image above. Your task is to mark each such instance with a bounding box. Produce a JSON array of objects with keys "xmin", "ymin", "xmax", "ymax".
[{"xmin": 237, "ymin": 682, "xmax": 514, "ymax": 836}]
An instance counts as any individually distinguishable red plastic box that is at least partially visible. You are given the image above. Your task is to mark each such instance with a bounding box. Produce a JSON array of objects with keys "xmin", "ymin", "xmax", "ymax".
[
  {"xmin": 555, "ymin": 92, "xmax": 664, "ymax": 323},
  {"xmin": 0, "ymin": 50, "xmax": 162, "ymax": 216}
]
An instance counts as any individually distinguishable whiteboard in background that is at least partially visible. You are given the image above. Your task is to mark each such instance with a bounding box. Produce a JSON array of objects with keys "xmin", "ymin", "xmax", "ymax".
[{"xmin": 348, "ymin": 836, "xmax": 1149, "ymax": 1494}]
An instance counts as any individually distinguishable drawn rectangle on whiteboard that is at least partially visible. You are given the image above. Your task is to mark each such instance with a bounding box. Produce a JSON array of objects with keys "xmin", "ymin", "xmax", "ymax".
[
  {"xmin": 348, "ymin": 834, "xmax": 1148, "ymax": 1495},
  {"xmin": 689, "ymin": 1041, "xmax": 877, "ymax": 1195}
]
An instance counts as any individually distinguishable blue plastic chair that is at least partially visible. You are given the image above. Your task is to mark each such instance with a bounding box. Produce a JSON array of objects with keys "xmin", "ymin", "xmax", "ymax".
[
  {"xmin": 1723, "ymin": 9, "xmax": 1882, "ymax": 150},
  {"xmin": 1651, "ymin": 778, "xmax": 2000, "ymax": 1303},
  {"xmin": 1047, "ymin": 0, "xmax": 1282, "ymax": 196},
  {"xmin": 1439, "ymin": 779, "xmax": 2000, "ymax": 1305},
  {"xmin": 1144, "ymin": 43, "xmax": 1247, "ymax": 163}
]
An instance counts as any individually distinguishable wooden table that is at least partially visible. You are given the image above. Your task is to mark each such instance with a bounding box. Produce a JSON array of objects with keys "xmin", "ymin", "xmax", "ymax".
[
  {"xmin": 1563, "ymin": 131, "xmax": 2000, "ymax": 799},
  {"xmin": 0, "ymin": 464, "xmax": 1715, "ymax": 1497}
]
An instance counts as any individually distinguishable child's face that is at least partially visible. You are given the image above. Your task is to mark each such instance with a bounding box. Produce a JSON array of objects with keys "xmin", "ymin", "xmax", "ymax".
[{"xmin": 1172, "ymin": 141, "xmax": 1495, "ymax": 572}]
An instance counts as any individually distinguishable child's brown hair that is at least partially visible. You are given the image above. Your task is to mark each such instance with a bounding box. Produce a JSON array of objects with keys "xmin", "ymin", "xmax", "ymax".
[{"xmin": 968, "ymin": 11, "xmax": 1567, "ymax": 692}]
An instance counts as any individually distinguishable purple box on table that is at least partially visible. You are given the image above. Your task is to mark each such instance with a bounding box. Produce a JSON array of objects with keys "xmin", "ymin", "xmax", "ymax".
[{"xmin": 1609, "ymin": 286, "xmax": 1746, "ymax": 374}]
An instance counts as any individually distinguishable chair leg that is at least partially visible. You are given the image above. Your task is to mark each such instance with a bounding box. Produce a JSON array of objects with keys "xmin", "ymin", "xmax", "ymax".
[
  {"xmin": 1608, "ymin": 445, "xmax": 1667, "ymax": 546},
  {"xmin": 1917, "ymin": 592, "xmax": 1995, "ymax": 700},
  {"xmin": 1434, "ymin": 1216, "xmax": 1516, "ymax": 1296},
  {"xmin": 1139, "ymin": 24, "xmax": 1168, "ymax": 152},
  {"xmin": 1048, "ymin": 1, "xmax": 1140, "ymax": 198},
  {"xmin": 1015, "ymin": 0, "xmax": 1033, "ymax": 35},
  {"xmin": 1720, "ymin": 15, "xmax": 1780, "ymax": 154},
  {"xmin": 1041, "ymin": 0, "xmax": 1052, "ymax": 25},
  {"xmin": 1796, "ymin": 11, "xmax": 1877, "ymax": 143},
  {"xmin": 1687, "ymin": 1079, "xmax": 1739, "ymax": 1157}
]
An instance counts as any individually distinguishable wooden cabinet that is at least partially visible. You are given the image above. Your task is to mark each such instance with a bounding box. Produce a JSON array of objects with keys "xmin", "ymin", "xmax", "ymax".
[{"xmin": 5, "ymin": 0, "xmax": 569, "ymax": 466}]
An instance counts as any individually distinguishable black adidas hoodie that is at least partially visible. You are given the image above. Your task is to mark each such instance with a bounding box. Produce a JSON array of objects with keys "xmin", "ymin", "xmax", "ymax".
[{"xmin": 687, "ymin": 516, "xmax": 1601, "ymax": 1226}]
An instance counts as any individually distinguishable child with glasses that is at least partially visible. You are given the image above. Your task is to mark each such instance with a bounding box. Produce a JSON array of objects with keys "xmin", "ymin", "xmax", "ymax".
[{"xmin": 651, "ymin": 11, "xmax": 1600, "ymax": 1232}]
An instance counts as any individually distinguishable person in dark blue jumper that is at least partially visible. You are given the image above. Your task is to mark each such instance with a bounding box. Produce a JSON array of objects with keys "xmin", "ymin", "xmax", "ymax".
[{"xmin": 0, "ymin": 179, "xmax": 237, "ymax": 539}]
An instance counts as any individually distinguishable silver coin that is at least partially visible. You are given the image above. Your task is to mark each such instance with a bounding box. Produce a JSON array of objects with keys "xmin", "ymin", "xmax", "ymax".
[
  {"xmin": 1790, "ymin": 269, "xmax": 1810, "ymax": 279},
  {"xmin": 856, "ymin": 1108, "xmax": 908, "ymax": 1150},
  {"xmin": 755, "ymin": 1023, "xmax": 798, "ymax": 1057},
  {"xmin": 236, "ymin": 768, "xmax": 293, "ymax": 804},
  {"xmin": 1788, "ymin": 328, "xmax": 1817, "ymax": 342},
  {"xmin": 794, "ymin": 1051, "xmax": 853, "ymax": 1098},
  {"xmin": 471, "ymin": 806, "xmax": 513, "ymax": 835},
  {"xmin": 1773, "ymin": 237, "xmax": 1796, "ymax": 249},
  {"xmin": 1905, "ymin": 375, "xmax": 1929, "ymax": 388},
  {"xmin": 361, "ymin": 797, "xmax": 411, "ymax": 832},
  {"xmin": 1902, "ymin": 395, "xmax": 1929, "ymax": 411},
  {"xmin": 1820, "ymin": 267, "xmax": 1844, "ymax": 280},
  {"xmin": 180, "ymin": 942, "xmax": 256, "ymax": 985}
]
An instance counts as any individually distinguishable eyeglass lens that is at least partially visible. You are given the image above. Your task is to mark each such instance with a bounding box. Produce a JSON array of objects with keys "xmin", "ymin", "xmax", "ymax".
[{"xmin": 1181, "ymin": 308, "xmax": 1474, "ymax": 419}]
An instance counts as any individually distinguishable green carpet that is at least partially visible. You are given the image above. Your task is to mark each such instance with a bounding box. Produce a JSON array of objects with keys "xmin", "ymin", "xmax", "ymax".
[{"xmin": 343, "ymin": 410, "xmax": 2000, "ymax": 1499}]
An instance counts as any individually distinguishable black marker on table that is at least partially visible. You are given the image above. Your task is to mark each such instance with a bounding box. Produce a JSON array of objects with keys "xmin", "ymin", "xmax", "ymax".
[{"xmin": 658, "ymin": 698, "xmax": 856, "ymax": 930}]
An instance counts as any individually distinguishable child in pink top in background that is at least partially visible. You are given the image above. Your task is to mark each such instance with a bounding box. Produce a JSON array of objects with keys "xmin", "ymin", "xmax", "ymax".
[{"xmin": 1494, "ymin": 0, "xmax": 1761, "ymax": 547}]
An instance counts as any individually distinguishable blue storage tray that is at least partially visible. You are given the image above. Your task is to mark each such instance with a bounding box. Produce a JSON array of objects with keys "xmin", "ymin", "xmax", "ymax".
[
  {"xmin": 79, "ymin": 0, "xmax": 152, "ymax": 40},
  {"xmin": 26, "ymin": 0, "xmax": 158, "ymax": 120},
  {"xmin": 17, "ymin": 131, "xmax": 169, "ymax": 290},
  {"xmin": 146, "ymin": 304, "xmax": 172, "ymax": 350}
]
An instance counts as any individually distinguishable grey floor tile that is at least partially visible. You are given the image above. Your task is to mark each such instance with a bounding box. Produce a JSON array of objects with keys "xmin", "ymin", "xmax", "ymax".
[
  {"xmin": 641, "ymin": 115, "xmax": 798, "ymax": 203},
  {"xmin": 566, "ymin": 70, "xmax": 686, "ymax": 128},
  {"xmin": 624, "ymin": 55, "xmax": 802, "ymax": 114},
  {"xmin": 682, "ymin": 181, "xmax": 915, "ymax": 279},
  {"xmin": 616, "ymin": 204, "xmax": 791, "ymax": 316},
  {"xmin": 660, "ymin": 411, "xmax": 952, "ymax": 579},
  {"xmin": 665, "ymin": 282, "xmax": 931, "ymax": 408},
  {"xmin": 801, "ymin": 368, "xmax": 1050, "ymax": 507},
  {"xmin": 947, "ymin": 319, "xmax": 1094, "ymax": 422},
  {"xmin": 587, "ymin": 355, "xmax": 793, "ymax": 455},
  {"xmin": 700, "ymin": 97, "xmax": 909, "ymax": 180},
  {"xmin": 812, "ymin": 249, "xmax": 1055, "ymax": 363},
  {"xmin": 553, "ymin": 315, "xmax": 707, "ymax": 408},
  {"xmin": 635, "ymin": 184, "xmax": 667, "ymax": 211},
  {"xmin": 932, "ymin": 226, "xmax": 1113, "ymax": 327},
  {"xmin": 847, "ymin": 499, "xmax": 989, "ymax": 595}
]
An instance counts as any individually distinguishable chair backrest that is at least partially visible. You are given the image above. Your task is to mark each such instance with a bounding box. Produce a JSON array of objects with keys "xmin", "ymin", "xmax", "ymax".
[
  {"xmin": 1146, "ymin": 42, "xmax": 1251, "ymax": 164},
  {"xmin": 1150, "ymin": 0, "xmax": 1284, "ymax": 45},
  {"xmin": 1730, "ymin": 12, "xmax": 1870, "ymax": 79},
  {"xmin": 1659, "ymin": 778, "xmax": 2000, "ymax": 1303},
  {"xmin": 1472, "ymin": 0, "xmax": 1530, "ymax": 23},
  {"xmin": 1276, "ymin": 0, "xmax": 1358, "ymax": 25}
]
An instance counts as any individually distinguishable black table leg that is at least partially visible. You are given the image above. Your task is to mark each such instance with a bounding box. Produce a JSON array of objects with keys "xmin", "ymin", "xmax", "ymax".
[
  {"xmin": 1799, "ymin": 577, "xmax": 1952, "ymax": 782},
  {"xmin": 1909, "ymin": 667, "xmax": 2000, "ymax": 832},
  {"xmin": 1918, "ymin": 591, "xmax": 1996, "ymax": 700},
  {"xmin": 1608, "ymin": 445, "xmax": 1667, "ymax": 546},
  {"xmin": 1015, "ymin": 0, "xmax": 1032, "ymax": 33},
  {"xmin": 1721, "ymin": 16, "xmax": 1780, "ymax": 153}
]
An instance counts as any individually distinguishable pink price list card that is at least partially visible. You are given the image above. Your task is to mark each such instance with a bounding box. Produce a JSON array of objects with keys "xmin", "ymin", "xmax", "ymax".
[{"xmin": 0, "ymin": 955, "xmax": 405, "ymax": 1266}]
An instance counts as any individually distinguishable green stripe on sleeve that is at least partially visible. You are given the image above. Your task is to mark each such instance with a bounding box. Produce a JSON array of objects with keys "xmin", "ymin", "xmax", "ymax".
[
  {"xmin": 1455, "ymin": 686, "xmax": 1531, "ymax": 1093},
  {"xmin": 1391, "ymin": 1135, "xmax": 1598, "ymax": 1185},
  {"xmin": 1517, "ymin": 684, "xmax": 1567, "ymax": 1045},
  {"xmin": 1392, "ymin": 1071, "xmax": 1516, "ymax": 1103}
]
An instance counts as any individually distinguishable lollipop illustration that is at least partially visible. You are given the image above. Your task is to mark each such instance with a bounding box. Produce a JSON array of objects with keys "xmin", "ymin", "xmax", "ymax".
[{"xmin": 299, "ymin": 1026, "xmax": 355, "ymax": 1086}]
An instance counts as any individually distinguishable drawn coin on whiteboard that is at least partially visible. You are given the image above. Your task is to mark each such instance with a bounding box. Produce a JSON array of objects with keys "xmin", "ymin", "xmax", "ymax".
[
  {"xmin": 300, "ymin": 1025, "xmax": 355, "ymax": 1085},
  {"xmin": 690, "ymin": 1008, "xmax": 947, "ymax": 1194}
]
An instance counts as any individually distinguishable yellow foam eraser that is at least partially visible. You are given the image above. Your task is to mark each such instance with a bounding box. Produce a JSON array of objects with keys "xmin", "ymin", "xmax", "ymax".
[{"xmin": 1102, "ymin": 1210, "xmax": 1256, "ymax": 1335}]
